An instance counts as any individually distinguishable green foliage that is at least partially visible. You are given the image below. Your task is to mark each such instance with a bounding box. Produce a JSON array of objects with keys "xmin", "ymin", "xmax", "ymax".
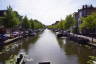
[
  {"xmin": 64, "ymin": 15, "xmax": 76, "ymax": 30},
  {"xmin": 48, "ymin": 20, "xmax": 65, "ymax": 29},
  {"xmin": 30, "ymin": 19, "xmax": 34, "ymax": 29},
  {"xmin": 0, "ymin": 6, "xmax": 45, "ymax": 30},
  {"xmin": 33, "ymin": 20, "xmax": 45, "ymax": 29},
  {"xmin": 22, "ymin": 16, "xmax": 31, "ymax": 29},
  {"xmin": 48, "ymin": 14, "xmax": 76, "ymax": 30},
  {"xmin": 80, "ymin": 13, "xmax": 96, "ymax": 31},
  {"xmin": 22, "ymin": 18, "xmax": 45, "ymax": 30},
  {"xmin": 57, "ymin": 20, "xmax": 65, "ymax": 29},
  {"xmin": 3, "ymin": 6, "xmax": 20, "ymax": 28}
]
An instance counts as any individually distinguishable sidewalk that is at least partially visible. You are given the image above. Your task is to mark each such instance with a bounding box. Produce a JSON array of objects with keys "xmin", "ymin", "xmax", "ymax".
[{"xmin": 70, "ymin": 33, "xmax": 96, "ymax": 47}]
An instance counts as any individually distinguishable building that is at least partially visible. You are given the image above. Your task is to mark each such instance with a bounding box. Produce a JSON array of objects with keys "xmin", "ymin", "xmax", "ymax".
[
  {"xmin": 0, "ymin": 10, "xmax": 7, "ymax": 17},
  {"xmin": 78, "ymin": 5, "xmax": 96, "ymax": 25},
  {"xmin": 74, "ymin": 5, "xmax": 96, "ymax": 33}
]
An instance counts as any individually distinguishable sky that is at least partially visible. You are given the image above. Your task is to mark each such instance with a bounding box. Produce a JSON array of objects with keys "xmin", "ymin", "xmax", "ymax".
[{"xmin": 0, "ymin": 0, "xmax": 96, "ymax": 25}]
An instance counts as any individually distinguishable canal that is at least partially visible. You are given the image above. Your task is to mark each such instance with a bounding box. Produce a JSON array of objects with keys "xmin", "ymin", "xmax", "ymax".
[{"xmin": 0, "ymin": 29, "xmax": 96, "ymax": 64}]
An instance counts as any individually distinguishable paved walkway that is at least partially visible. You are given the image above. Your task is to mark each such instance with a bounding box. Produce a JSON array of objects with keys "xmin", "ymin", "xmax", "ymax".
[{"xmin": 70, "ymin": 33, "xmax": 96, "ymax": 46}]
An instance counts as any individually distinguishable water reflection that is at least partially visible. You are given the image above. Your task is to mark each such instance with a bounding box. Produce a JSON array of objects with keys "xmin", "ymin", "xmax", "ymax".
[
  {"xmin": 21, "ymin": 35, "xmax": 40, "ymax": 53},
  {"xmin": 24, "ymin": 29, "xmax": 78, "ymax": 64},
  {"xmin": 57, "ymin": 38, "xmax": 96, "ymax": 64}
]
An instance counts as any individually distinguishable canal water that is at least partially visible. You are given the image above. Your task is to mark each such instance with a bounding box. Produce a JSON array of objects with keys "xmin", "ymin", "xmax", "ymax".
[{"xmin": 0, "ymin": 29, "xmax": 96, "ymax": 64}]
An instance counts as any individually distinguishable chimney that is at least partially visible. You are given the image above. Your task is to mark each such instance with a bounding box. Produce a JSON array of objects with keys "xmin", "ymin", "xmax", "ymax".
[{"xmin": 85, "ymin": 5, "xmax": 87, "ymax": 8}]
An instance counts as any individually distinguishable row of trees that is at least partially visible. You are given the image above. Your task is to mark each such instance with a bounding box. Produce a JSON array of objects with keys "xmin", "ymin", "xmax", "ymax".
[
  {"xmin": 22, "ymin": 16, "xmax": 45, "ymax": 30},
  {"xmin": 48, "ymin": 15, "xmax": 76, "ymax": 32},
  {"xmin": 48, "ymin": 13, "xmax": 96, "ymax": 34},
  {"xmin": 0, "ymin": 6, "xmax": 45, "ymax": 32}
]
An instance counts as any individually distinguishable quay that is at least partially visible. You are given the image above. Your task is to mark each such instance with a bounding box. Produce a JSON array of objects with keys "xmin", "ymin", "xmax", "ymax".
[
  {"xmin": 70, "ymin": 33, "xmax": 96, "ymax": 47},
  {"xmin": 4, "ymin": 36, "xmax": 22, "ymax": 45},
  {"xmin": 70, "ymin": 33, "xmax": 96, "ymax": 43},
  {"xmin": 52, "ymin": 29, "xmax": 96, "ymax": 48}
]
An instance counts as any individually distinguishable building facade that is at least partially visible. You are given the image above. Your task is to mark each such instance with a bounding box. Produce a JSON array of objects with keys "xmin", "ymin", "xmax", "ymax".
[{"xmin": 74, "ymin": 5, "xmax": 96, "ymax": 34}]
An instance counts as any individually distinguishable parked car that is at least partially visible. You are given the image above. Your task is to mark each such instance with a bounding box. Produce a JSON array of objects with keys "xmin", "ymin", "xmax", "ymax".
[
  {"xmin": 4, "ymin": 34, "xmax": 10, "ymax": 38},
  {"xmin": 0, "ymin": 34, "xmax": 8, "ymax": 41},
  {"xmin": 11, "ymin": 32, "xmax": 19, "ymax": 38},
  {"xmin": 29, "ymin": 32, "xmax": 36, "ymax": 36},
  {"xmin": 25, "ymin": 31, "xmax": 29, "ymax": 36}
]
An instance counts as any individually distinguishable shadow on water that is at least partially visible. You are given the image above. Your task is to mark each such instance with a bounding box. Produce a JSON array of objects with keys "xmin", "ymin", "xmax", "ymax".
[{"xmin": 57, "ymin": 37, "xmax": 96, "ymax": 64}]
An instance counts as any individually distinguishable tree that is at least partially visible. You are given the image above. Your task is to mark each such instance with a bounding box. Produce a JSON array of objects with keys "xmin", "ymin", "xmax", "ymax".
[
  {"xmin": 80, "ymin": 13, "xmax": 96, "ymax": 42},
  {"xmin": 3, "ymin": 6, "xmax": 20, "ymax": 29},
  {"xmin": 64, "ymin": 15, "xmax": 76, "ymax": 30},
  {"xmin": 80, "ymin": 13, "xmax": 96, "ymax": 32},
  {"xmin": 22, "ymin": 16, "xmax": 31, "ymax": 30},
  {"xmin": 58, "ymin": 20, "xmax": 65, "ymax": 30},
  {"xmin": 33, "ymin": 20, "xmax": 44, "ymax": 29},
  {"xmin": 30, "ymin": 19, "xmax": 34, "ymax": 29},
  {"xmin": 48, "ymin": 14, "xmax": 76, "ymax": 31}
]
